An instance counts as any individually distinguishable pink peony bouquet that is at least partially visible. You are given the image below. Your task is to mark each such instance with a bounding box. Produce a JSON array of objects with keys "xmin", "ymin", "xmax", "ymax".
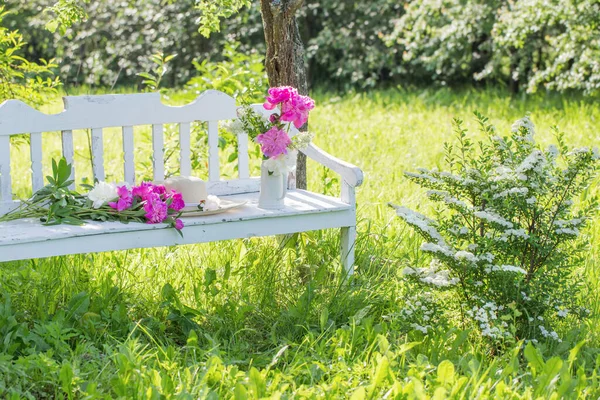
[
  {"xmin": 88, "ymin": 181, "xmax": 186, "ymax": 231},
  {"xmin": 0, "ymin": 158, "xmax": 186, "ymax": 235},
  {"xmin": 226, "ymin": 86, "xmax": 316, "ymax": 175},
  {"xmin": 263, "ymin": 86, "xmax": 315, "ymax": 130}
]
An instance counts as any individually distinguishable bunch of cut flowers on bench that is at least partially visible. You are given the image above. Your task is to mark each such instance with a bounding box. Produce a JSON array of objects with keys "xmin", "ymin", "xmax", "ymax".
[
  {"xmin": 226, "ymin": 86, "xmax": 316, "ymax": 175},
  {"xmin": 0, "ymin": 158, "xmax": 185, "ymax": 235}
]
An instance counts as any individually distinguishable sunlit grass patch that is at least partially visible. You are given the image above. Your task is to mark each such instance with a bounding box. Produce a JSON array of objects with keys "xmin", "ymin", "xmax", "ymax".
[{"xmin": 1, "ymin": 86, "xmax": 600, "ymax": 398}]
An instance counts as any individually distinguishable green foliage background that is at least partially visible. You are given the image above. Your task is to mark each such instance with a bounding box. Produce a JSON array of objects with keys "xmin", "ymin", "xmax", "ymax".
[{"xmin": 4, "ymin": 0, "xmax": 599, "ymax": 94}]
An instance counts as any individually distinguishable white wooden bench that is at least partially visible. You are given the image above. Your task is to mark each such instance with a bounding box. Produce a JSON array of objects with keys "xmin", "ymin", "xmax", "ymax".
[{"xmin": 0, "ymin": 90, "xmax": 363, "ymax": 273}]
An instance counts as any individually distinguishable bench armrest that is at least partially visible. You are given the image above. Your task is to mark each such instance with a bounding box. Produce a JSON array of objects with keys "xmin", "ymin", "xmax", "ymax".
[{"xmin": 301, "ymin": 143, "xmax": 364, "ymax": 188}]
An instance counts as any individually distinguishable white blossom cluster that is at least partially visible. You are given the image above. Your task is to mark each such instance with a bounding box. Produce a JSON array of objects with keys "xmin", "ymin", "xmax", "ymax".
[
  {"xmin": 511, "ymin": 116, "xmax": 535, "ymax": 142},
  {"xmin": 553, "ymin": 218, "xmax": 584, "ymax": 237},
  {"xmin": 568, "ymin": 147, "xmax": 595, "ymax": 157},
  {"xmin": 454, "ymin": 250, "xmax": 477, "ymax": 263},
  {"xmin": 516, "ymin": 150, "xmax": 546, "ymax": 176},
  {"xmin": 426, "ymin": 190, "xmax": 469, "ymax": 209},
  {"xmin": 525, "ymin": 196, "xmax": 537, "ymax": 204},
  {"xmin": 539, "ymin": 325, "xmax": 562, "ymax": 342},
  {"xmin": 556, "ymin": 306, "xmax": 569, "ymax": 318},
  {"xmin": 491, "ymin": 165, "xmax": 515, "ymax": 182},
  {"xmin": 420, "ymin": 242, "xmax": 454, "ymax": 258},
  {"xmin": 399, "ymin": 292, "xmax": 437, "ymax": 334},
  {"xmin": 448, "ymin": 225, "xmax": 470, "ymax": 236},
  {"xmin": 406, "ymin": 168, "xmax": 479, "ymax": 189},
  {"xmin": 392, "ymin": 205, "xmax": 446, "ymax": 244},
  {"xmin": 220, "ymin": 118, "xmax": 245, "ymax": 136},
  {"xmin": 484, "ymin": 265, "xmax": 527, "ymax": 274},
  {"xmin": 546, "ymin": 144, "xmax": 559, "ymax": 159},
  {"xmin": 403, "ymin": 259, "xmax": 459, "ymax": 287},
  {"xmin": 555, "ymin": 227, "xmax": 580, "ymax": 236},
  {"xmin": 467, "ymin": 301, "xmax": 510, "ymax": 339},
  {"xmin": 493, "ymin": 187, "xmax": 528, "ymax": 199},
  {"xmin": 474, "ymin": 210, "xmax": 514, "ymax": 228},
  {"xmin": 502, "ymin": 228, "xmax": 530, "ymax": 240},
  {"xmin": 290, "ymin": 131, "xmax": 314, "ymax": 151},
  {"xmin": 404, "ymin": 169, "xmax": 442, "ymax": 185}
]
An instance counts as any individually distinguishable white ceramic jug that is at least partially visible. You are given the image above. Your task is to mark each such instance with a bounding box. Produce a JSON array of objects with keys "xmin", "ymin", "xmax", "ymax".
[{"xmin": 258, "ymin": 162, "xmax": 287, "ymax": 209}]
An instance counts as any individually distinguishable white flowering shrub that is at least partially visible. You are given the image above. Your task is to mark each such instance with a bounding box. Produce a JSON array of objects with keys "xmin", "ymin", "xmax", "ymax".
[{"xmin": 392, "ymin": 113, "xmax": 599, "ymax": 343}]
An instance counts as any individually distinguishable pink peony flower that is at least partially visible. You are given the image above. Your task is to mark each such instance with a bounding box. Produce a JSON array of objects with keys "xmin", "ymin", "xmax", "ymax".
[
  {"xmin": 109, "ymin": 185, "xmax": 133, "ymax": 212},
  {"xmin": 256, "ymin": 126, "xmax": 292, "ymax": 158},
  {"xmin": 152, "ymin": 185, "xmax": 167, "ymax": 195},
  {"xmin": 143, "ymin": 193, "xmax": 168, "ymax": 224},
  {"xmin": 168, "ymin": 191, "xmax": 185, "ymax": 212},
  {"xmin": 132, "ymin": 182, "xmax": 154, "ymax": 201},
  {"xmin": 280, "ymin": 93, "xmax": 315, "ymax": 129},
  {"xmin": 175, "ymin": 218, "xmax": 184, "ymax": 230},
  {"xmin": 263, "ymin": 86, "xmax": 297, "ymax": 110}
]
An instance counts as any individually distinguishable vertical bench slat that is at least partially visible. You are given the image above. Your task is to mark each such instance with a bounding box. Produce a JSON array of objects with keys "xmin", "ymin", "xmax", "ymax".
[
  {"xmin": 179, "ymin": 122, "xmax": 191, "ymax": 177},
  {"xmin": 237, "ymin": 132, "xmax": 250, "ymax": 179},
  {"xmin": 0, "ymin": 136, "xmax": 11, "ymax": 202},
  {"xmin": 30, "ymin": 132, "xmax": 44, "ymax": 192},
  {"xmin": 208, "ymin": 121, "xmax": 219, "ymax": 181},
  {"xmin": 122, "ymin": 126, "xmax": 135, "ymax": 184},
  {"xmin": 61, "ymin": 130, "xmax": 75, "ymax": 189},
  {"xmin": 152, "ymin": 124, "xmax": 164, "ymax": 181},
  {"xmin": 91, "ymin": 128, "xmax": 105, "ymax": 182}
]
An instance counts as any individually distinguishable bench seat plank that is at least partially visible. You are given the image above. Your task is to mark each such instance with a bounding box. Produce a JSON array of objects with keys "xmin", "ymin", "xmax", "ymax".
[{"xmin": 0, "ymin": 190, "xmax": 353, "ymax": 262}]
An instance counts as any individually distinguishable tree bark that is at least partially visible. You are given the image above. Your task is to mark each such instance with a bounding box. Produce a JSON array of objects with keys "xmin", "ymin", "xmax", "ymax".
[{"xmin": 260, "ymin": 0, "xmax": 308, "ymax": 190}]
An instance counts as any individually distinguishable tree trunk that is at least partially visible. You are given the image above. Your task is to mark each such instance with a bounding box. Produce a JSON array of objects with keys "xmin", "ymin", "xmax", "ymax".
[{"xmin": 260, "ymin": 0, "xmax": 308, "ymax": 190}]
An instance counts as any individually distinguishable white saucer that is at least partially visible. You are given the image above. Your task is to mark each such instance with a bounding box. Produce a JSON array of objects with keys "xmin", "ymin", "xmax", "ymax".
[{"xmin": 179, "ymin": 199, "xmax": 247, "ymax": 217}]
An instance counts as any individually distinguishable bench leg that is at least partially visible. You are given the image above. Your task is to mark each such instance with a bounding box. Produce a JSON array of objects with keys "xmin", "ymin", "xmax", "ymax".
[{"xmin": 341, "ymin": 226, "xmax": 356, "ymax": 276}]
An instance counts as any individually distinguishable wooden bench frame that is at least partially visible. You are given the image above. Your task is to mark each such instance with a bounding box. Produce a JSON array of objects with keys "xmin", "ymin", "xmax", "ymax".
[{"xmin": 0, "ymin": 91, "xmax": 363, "ymax": 273}]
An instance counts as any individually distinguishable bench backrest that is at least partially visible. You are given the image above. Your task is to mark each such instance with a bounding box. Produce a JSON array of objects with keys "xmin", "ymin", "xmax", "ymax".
[{"xmin": 0, "ymin": 90, "xmax": 265, "ymax": 215}]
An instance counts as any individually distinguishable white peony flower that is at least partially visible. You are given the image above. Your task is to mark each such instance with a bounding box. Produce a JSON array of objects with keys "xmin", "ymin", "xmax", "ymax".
[
  {"xmin": 263, "ymin": 150, "xmax": 298, "ymax": 176},
  {"xmin": 204, "ymin": 195, "xmax": 221, "ymax": 211},
  {"xmin": 87, "ymin": 181, "xmax": 118, "ymax": 209}
]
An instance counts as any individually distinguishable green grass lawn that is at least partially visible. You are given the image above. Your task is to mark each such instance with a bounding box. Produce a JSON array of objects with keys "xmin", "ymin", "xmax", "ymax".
[{"xmin": 2, "ymin": 87, "xmax": 600, "ymax": 398}]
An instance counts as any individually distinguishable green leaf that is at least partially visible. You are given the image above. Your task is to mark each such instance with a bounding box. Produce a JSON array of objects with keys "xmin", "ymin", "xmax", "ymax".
[
  {"xmin": 45, "ymin": 20, "xmax": 59, "ymax": 33},
  {"xmin": 568, "ymin": 340, "xmax": 586, "ymax": 366},
  {"xmin": 320, "ymin": 307, "xmax": 329, "ymax": 331},
  {"xmin": 67, "ymin": 292, "xmax": 90, "ymax": 317},
  {"xmin": 372, "ymin": 355, "xmax": 390, "ymax": 388},
  {"xmin": 52, "ymin": 158, "xmax": 58, "ymax": 177},
  {"xmin": 524, "ymin": 342, "xmax": 545, "ymax": 374},
  {"xmin": 59, "ymin": 362, "xmax": 73, "ymax": 394},
  {"xmin": 61, "ymin": 216, "xmax": 85, "ymax": 225},
  {"xmin": 397, "ymin": 341, "xmax": 421, "ymax": 355},
  {"xmin": 537, "ymin": 357, "xmax": 563, "ymax": 392},
  {"xmin": 186, "ymin": 329, "xmax": 199, "ymax": 347},
  {"xmin": 137, "ymin": 72, "xmax": 155, "ymax": 80},
  {"xmin": 57, "ymin": 158, "xmax": 70, "ymax": 183},
  {"xmin": 234, "ymin": 383, "xmax": 248, "ymax": 400},
  {"xmin": 204, "ymin": 268, "xmax": 217, "ymax": 287},
  {"xmin": 349, "ymin": 387, "xmax": 365, "ymax": 400},
  {"xmin": 437, "ymin": 360, "xmax": 455, "ymax": 385}
]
